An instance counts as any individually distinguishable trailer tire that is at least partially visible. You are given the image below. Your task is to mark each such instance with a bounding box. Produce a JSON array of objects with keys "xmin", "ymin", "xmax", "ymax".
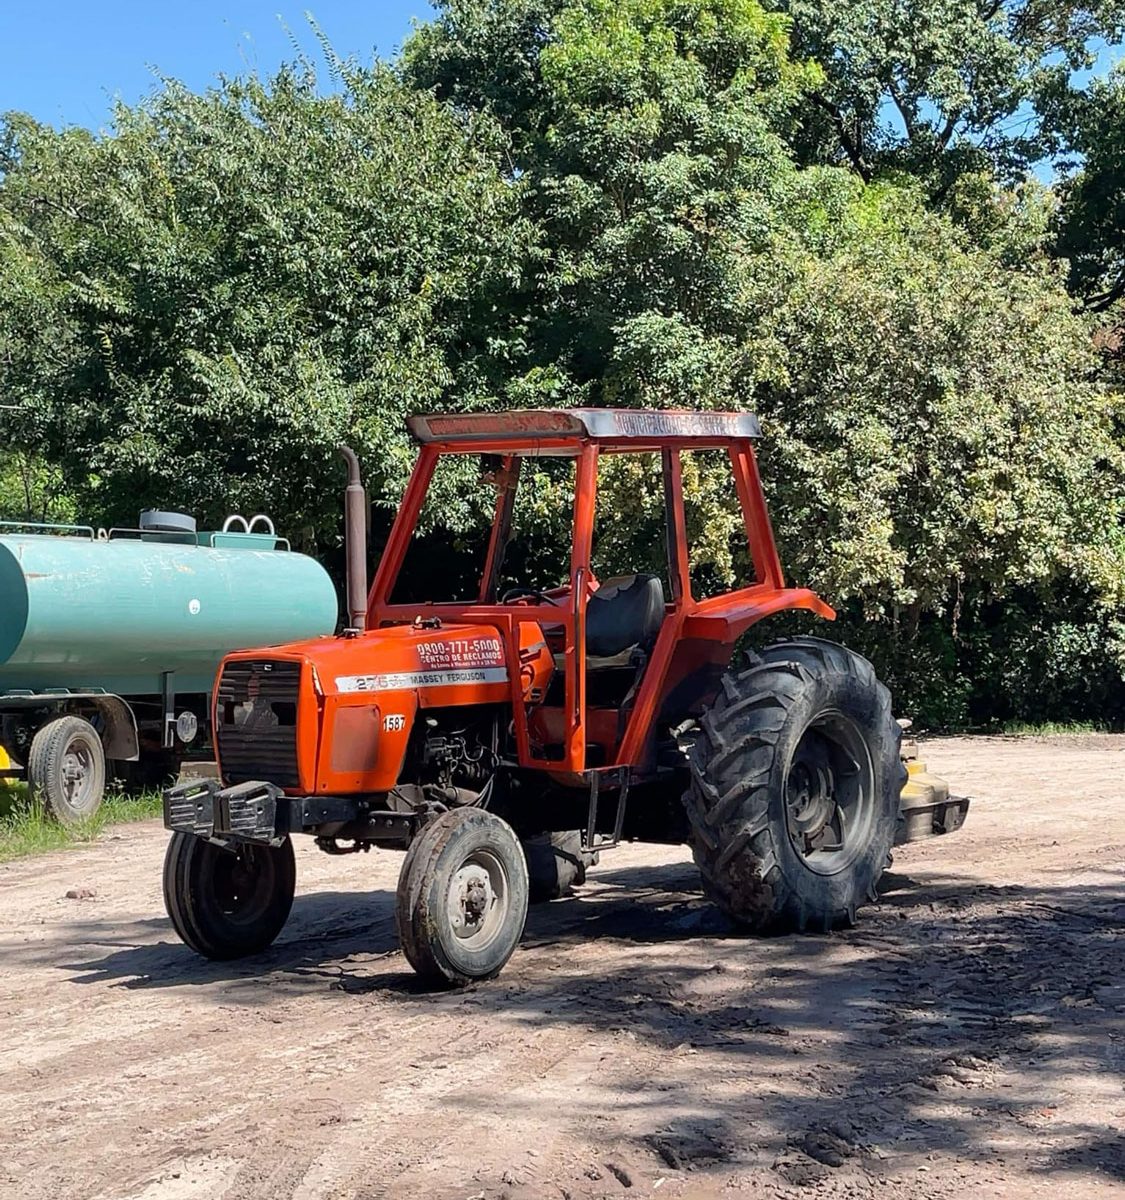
[
  {"xmin": 396, "ymin": 808, "xmax": 529, "ymax": 987},
  {"xmin": 28, "ymin": 715, "xmax": 106, "ymax": 824},
  {"xmin": 683, "ymin": 637, "xmax": 903, "ymax": 933},
  {"xmin": 163, "ymin": 832, "xmax": 295, "ymax": 960}
]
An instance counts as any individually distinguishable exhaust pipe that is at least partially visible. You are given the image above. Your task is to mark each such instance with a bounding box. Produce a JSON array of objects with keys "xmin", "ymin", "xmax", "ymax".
[{"xmin": 338, "ymin": 445, "xmax": 368, "ymax": 634}]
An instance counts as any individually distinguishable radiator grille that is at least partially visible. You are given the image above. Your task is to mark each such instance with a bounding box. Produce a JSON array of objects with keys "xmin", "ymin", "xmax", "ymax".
[{"xmin": 216, "ymin": 659, "xmax": 302, "ymax": 789}]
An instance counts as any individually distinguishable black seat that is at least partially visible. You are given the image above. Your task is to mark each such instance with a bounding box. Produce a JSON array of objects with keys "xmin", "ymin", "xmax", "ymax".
[{"xmin": 585, "ymin": 574, "xmax": 665, "ymax": 659}]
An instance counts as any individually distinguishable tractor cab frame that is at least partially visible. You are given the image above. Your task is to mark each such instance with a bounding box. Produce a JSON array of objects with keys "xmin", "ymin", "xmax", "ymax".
[{"xmin": 369, "ymin": 408, "xmax": 833, "ymax": 783}]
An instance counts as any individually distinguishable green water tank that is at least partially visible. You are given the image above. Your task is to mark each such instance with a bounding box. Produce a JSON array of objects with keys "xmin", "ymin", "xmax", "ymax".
[{"xmin": 0, "ymin": 528, "xmax": 339, "ymax": 696}]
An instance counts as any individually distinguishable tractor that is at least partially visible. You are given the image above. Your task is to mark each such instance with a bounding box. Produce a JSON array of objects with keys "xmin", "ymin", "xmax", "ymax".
[{"xmin": 162, "ymin": 409, "xmax": 968, "ymax": 986}]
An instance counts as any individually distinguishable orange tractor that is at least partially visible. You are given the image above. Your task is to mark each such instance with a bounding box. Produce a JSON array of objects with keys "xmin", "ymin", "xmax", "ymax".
[{"xmin": 163, "ymin": 410, "xmax": 967, "ymax": 985}]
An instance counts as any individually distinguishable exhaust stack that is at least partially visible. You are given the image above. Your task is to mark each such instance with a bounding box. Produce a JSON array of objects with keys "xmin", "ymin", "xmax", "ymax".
[{"xmin": 338, "ymin": 445, "xmax": 368, "ymax": 634}]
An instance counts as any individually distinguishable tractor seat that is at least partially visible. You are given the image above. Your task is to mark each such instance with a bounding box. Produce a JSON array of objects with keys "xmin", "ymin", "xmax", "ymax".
[
  {"xmin": 548, "ymin": 574, "xmax": 666, "ymax": 672},
  {"xmin": 585, "ymin": 574, "xmax": 665, "ymax": 665}
]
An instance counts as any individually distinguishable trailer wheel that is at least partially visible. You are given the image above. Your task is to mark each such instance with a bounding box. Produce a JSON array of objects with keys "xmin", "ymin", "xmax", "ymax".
[
  {"xmin": 28, "ymin": 715, "xmax": 106, "ymax": 824},
  {"xmin": 163, "ymin": 832, "xmax": 296, "ymax": 960},
  {"xmin": 683, "ymin": 637, "xmax": 903, "ymax": 933},
  {"xmin": 396, "ymin": 808, "xmax": 529, "ymax": 987}
]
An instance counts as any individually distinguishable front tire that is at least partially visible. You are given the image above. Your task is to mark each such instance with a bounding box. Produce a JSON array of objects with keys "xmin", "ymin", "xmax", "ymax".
[
  {"xmin": 28, "ymin": 715, "xmax": 106, "ymax": 824},
  {"xmin": 396, "ymin": 808, "xmax": 529, "ymax": 987},
  {"xmin": 163, "ymin": 832, "xmax": 296, "ymax": 960},
  {"xmin": 683, "ymin": 637, "xmax": 902, "ymax": 933}
]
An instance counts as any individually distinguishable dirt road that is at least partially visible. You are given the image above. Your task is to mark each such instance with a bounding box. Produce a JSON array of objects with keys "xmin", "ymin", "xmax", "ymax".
[{"xmin": 1, "ymin": 736, "xmax": 1123, "ymax": 1200}]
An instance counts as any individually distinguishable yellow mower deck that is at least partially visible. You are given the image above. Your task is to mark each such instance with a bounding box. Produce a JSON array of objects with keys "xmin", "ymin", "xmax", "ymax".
[{"xmin": 896, "ymin": 741, "xmax": 970, "ymax": 845}]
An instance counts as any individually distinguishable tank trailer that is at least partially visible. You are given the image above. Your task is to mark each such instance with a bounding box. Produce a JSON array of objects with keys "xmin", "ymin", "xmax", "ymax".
[{"xmin": 0, "ymin": 513, "xmax": 337, "ymax": 820}]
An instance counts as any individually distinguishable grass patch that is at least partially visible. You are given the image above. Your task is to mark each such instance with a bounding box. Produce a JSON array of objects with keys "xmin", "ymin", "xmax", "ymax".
[
  {"xmin": 0, "ymin": 784, "xmax": 162, "ymax": 863},
  {"xmin": 999, "ymin": 720, "xmax": 1112, "ymax": 737}
]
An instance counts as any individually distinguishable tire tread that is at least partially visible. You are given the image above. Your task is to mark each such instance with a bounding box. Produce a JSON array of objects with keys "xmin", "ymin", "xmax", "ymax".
[
  {"xmin": 682, "ymin": 637, "xmax": 901, "ymax": 933},
  {"xmin": 28, "ymin": 715, "xmax": 106, "ymax": 824}
]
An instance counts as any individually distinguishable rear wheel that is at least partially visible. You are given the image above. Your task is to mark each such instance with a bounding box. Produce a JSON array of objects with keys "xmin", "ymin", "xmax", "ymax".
[
  {"xmin": 396, "ymin": 808, "xmax": 529, "ymax": 987},
  {"xmin": 28, "ymin": 715, "xmax": 106, "ymax": 824},
  {"xmin": 163, "ymin": 832, "xmax": 296, "ymax": 960},
  {"xmin": 522, "ymin": 830, "xmax": 597, "ymax": 902},
  {"xmin": 683, "ymin": 637, "xmax": 902, "ymax": 932}
]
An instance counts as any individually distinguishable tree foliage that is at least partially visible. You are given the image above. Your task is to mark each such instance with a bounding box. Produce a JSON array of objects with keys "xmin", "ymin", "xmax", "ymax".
[
  {"xmin": 0, "ymin": 3, "xmax": 1123, "ymax": 726},
  {"xmin": 407, "ymin": 1, "xmax": 1125, "ymax": 606},
  {"xmin": 0, "ymin": 451, "xmax": 74, "ymax": 526},
  {"xmin": 0, "ymin": 66, "xmax": 530, "ymax": 543},
  {"xmin": 773, "ymin": 1, "xmax": 1125, "ymax": 196},
  {"xmin": 1053, "ymin": 65, "xmax": 1125, "ymax": 311},
  {"xmin": 760, "ymin": 177, "xmax": 1125, "ymax": 610},
  {"xmin": 408, "ymin": 0, "xmax": 816, "ymax": 409}
]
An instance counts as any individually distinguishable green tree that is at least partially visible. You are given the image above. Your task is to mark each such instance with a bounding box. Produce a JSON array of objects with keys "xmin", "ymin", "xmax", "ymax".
[
  {"xmin": 1, "ymin": 4, "xmax": 1122, "ymax": 726},
  {"xmin": 759, "ymin": 176, "xmax": 1125, "ymax": 611},
  {"xmin": 409, "ymin": 1, "xmax": 1125, "ymax": 723},
  {"xmin": 0, "ymin": 65, "xmax": 530, "ymax": 544},
  {"xmin": 407, "ymin": 0, "xmax": 816, "ymax": 407},
  {"xmin": 0, "ymin": 451, "xmax": 75, "ymax": 525},
  {"xmin": 773, "ymin": 1, "xmax": 1125, "ymax": 197},
  {"xmin": 1053, "ymin": 65, "xmax": 1125, "ymax": 312}
]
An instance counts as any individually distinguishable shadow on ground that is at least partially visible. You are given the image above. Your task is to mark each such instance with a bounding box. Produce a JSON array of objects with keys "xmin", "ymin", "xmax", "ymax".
[{"xmin": 15, "ymin": 855, "xmax": 1125, "ymax": 1187}]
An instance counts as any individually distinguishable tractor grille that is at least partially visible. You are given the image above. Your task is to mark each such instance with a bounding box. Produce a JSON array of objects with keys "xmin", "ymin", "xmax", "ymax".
[{"xmin": 215, "ymin": 659, "xmax": 302, "ymax": 789}]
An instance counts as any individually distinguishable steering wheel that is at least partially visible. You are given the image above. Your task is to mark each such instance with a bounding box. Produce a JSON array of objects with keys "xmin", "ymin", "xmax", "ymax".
[{"xmin": 501, "ymin": 586, "xmax": 552, "ymax": 605}]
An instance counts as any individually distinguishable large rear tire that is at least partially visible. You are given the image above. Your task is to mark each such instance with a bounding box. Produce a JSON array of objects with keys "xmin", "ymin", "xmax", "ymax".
[
  {"xmin": 28, "ymin": 715, "xmax": 106, "ymax": 824},
  {"xmin": 683, "ymin": 637, "xmax": 902, "ymax": 933},
  {"xmin": 396, "ymin": 808, "xmax": 529, "ymax": 987},
  {"xmin": 163, "ymin": 832, "xmax": 296, "ymax": 960}
]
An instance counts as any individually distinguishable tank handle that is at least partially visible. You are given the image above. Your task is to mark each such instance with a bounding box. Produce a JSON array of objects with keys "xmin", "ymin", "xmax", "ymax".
[{"xmin": 215, "ymin": 513, "xmax": 287, "ymax": 550}]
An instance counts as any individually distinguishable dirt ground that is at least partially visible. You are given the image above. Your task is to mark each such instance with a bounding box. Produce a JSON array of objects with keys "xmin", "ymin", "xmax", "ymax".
[{"xmin": 1, "ymin": 736, "xmax": 1123, "ymax": 1200}]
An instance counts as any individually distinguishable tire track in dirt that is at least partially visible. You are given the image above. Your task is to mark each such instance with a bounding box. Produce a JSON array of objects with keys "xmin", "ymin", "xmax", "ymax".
[{"xmin": 2, "ymin": 736, "xmax": 1124, "ymax": 1200}]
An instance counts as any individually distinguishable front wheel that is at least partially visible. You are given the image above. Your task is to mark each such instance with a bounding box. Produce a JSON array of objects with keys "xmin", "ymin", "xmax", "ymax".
[
  {"xmin": 163, "ymin": 832, "xmax": 296, "ymax": 960},
  {"xmin": 396, "ymin": 808, "xmax": 529, "ymax": 987},
  {"xmin": 683, "ymin": 637, "xmax": 903, "ymax": 933}
]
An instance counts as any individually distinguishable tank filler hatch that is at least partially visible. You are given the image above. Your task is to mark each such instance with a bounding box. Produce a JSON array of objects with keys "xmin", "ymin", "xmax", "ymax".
[{"xmin": 139, "ymin": 510, "xmax": 198, "ymax": 535}]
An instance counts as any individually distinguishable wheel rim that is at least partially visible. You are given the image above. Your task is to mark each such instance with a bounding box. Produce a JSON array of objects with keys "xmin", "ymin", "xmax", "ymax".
[
  {"xmin": 446, "ymin": 848, "xmax": 509, "ymax": 952},
  {"xmin": 783, "ymin": 710, "xmax": 874, "ymax": 877},
  {"xmin": 210, "ymin": 846, "xmax": 277, "ymax": 928},
  {"xmin": 61, "ymin": 736, "xmax": 97, "ymax": 812}
]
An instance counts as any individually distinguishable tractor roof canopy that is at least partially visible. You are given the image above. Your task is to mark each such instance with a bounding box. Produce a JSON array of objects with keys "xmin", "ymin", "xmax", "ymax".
[{"xmin": 407, "ymin": 408, "xmax": 761, "ymax": 451}]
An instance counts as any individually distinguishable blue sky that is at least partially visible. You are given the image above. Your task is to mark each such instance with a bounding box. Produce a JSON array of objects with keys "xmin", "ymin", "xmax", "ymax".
[
  {"xmin": 1, "ymin": 2, "xmax": 433, "ymax": 129},
  {"xmin": 2, "ymin": 3, "xmax": 1119, "ymax": 141}
]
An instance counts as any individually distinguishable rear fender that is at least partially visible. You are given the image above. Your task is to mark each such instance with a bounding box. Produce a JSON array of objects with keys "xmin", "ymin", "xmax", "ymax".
[
  {"xmin": 680, "ymin": 586, "xmax": 836, "ymax": 644},
  {"xmin": 659, "ymin": 585, "xmax": 837, "ymax": 703},
  {"xmin": 618, "ymin": 587, "xmax": 836, "ymax": 769},
  {"xmin": 85, "ymin": 695, "xmax": 141, "ymax": 760}
]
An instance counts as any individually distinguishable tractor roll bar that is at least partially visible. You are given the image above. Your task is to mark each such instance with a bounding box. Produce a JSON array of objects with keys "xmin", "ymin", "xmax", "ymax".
[{"xmin": 407, "ymin": 408, "xmax": 761, "ymax": 445}]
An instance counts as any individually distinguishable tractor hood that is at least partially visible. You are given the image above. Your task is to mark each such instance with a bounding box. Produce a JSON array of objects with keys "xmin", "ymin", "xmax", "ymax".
[
  {"xmin": 215, "ymin": 621, "xmax": 554, "ymax": 797},
  {"xmin": 296, "ymin": 622, "xmax": 520, "ymax": 700}
]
